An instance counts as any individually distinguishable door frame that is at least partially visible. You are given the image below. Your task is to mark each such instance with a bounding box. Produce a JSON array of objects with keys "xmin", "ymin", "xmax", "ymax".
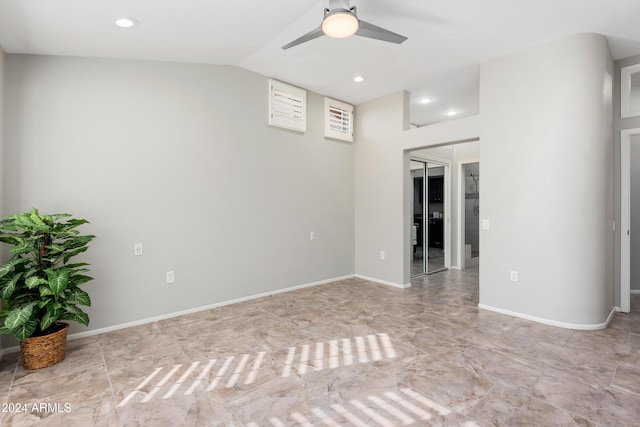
[
  {"xmin": 458, "ymin": 159, "xmax": 480, "ymax": 270},
  {"xmin": 620, "ymin": 128, "xmax": 640, "ymax": 313},
  {"xmin": 410, "ymin": 154, "xmax": 451, "ymax": 275}
]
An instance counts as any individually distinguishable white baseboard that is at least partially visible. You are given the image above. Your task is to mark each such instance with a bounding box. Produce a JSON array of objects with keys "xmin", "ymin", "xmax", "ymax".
[
  {"xmin": 1, "ymin": 274, "xmax": 355, "ymax": 355},
  {"xmin": 354, "ymin": 274, "xmax": 411, "ymax": 289},
  {"xmin": 478, "ymin": 304, "xmax": 617, "ymax": 331}
]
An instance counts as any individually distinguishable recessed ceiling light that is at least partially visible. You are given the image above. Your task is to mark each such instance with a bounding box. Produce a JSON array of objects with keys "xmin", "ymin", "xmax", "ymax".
[
  {"xmin": 115, "ymin": 17, "xmax": 138, "ymax": 28},
  {"xmin": 418, "ymin": 97, "xmax": 432, "ymax": 104},
  {"xmin": 354, "ymin": 76, "xmax": 365, "ymax": 83},
  {"xmin": 446, "ymin": 110, "xmax": 458, "ymax": 117}
]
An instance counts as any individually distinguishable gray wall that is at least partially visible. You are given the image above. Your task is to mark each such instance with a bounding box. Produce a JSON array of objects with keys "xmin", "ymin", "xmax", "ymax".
[
  {"xmin": 631, "ymin": 135, "xmax": 640, "ymax": 290},
  {"xmin": 354, "ymin": 92, "xmax": 408, "ymax": 285},
  {"xmin": 2, "ymin": 55, "xmax": 355, "ymax": 345},
  {"xmin": 479, "ymin": 33, "xmax": 614, "ymax": 326},
  {"xmin": 614, "ymin": 55, "xmax": 640, "ymax": 302}
]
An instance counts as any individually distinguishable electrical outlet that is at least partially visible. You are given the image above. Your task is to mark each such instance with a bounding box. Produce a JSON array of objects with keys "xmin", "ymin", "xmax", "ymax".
[
  {"xmin": 510, "ymin": 271, "xmax": 518, "ymax": 282},
  {"xmin": 310, "ymin": 231, "xmax": 315, "ymax": 240},
  {"xmin": 166, "ymin": 270, "xmax": 175, "ymax": 284},
  {"xmin": 134, "ymin": 243, "xmax": 143, "ymax": 256},
  {"xmin": 380, "ymin": 251, "xmax": 386, "ymax": 260}
]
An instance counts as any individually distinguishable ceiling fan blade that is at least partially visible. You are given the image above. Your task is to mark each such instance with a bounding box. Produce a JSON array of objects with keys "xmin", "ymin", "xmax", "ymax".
[
  {"xmin": 282, "ymin": 26, "xmax": 325, "ymax": 50},
  {"xmin": 355, "ymin": 20, "xmax": 407, "ymax": 44}
]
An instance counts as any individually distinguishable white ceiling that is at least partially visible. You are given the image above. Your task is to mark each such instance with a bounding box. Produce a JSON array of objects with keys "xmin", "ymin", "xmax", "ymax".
[{"xmin": 1, "ymin": 0, "xmax": 640, "ymax": 126}]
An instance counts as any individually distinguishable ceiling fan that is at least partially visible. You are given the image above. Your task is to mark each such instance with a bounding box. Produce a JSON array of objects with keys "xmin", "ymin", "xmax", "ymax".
[{"xmin": 282, "ymin": 0, "xmax": 407, "ymax": 50}]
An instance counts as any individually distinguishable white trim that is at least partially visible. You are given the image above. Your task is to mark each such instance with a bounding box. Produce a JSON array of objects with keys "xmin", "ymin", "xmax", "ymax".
[
  {"xmin": 621, "ymin": 64, "xmax": 640, "ymax": 119},
  {"xmin": 478, "ymin": 304, "xmax": 617, "ymax": 331},
  {"xmin": 410, "ymin": 153, "xmax": 451, "ymax": 165},
  {"xmin": 1, "ymin": 274, "xmax": 355, "ymax": 355},
  {"xmin": 620, "ymin": 128, "xmax": 640, "ymax": 313},
  {"xmin": 354, "ymin": 274, "xmax": 411, "ymax": 289}
]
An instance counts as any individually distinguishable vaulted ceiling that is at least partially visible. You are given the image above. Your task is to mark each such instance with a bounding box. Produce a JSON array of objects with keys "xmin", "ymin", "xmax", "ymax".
[{"xmin": 1, "ymin": 0, "xmax": 639, "ymax": 126}]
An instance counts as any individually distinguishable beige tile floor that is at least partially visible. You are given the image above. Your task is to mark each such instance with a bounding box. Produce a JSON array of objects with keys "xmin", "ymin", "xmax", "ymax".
[{"xmin": 0, "ymin": 268, "xmax": 639, "ymax": 426}]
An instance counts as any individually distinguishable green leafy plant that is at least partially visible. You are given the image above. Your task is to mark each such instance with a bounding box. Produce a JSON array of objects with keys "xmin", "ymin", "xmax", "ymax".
[{"xmin": 0, "ymin": 208, "xmax": 95, "ymax": 341}]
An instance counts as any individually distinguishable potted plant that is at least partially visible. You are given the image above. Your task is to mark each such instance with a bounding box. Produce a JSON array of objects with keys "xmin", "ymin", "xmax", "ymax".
[{"xmin": 0, "ymin": 208, "xmax": 95, "ymax": 369}]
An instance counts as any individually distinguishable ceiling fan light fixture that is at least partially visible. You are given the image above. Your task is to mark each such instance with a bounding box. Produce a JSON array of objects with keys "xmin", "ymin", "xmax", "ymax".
[{"xmin": 322, "ymin": 11, "xmax": 359, "ymax": 39}]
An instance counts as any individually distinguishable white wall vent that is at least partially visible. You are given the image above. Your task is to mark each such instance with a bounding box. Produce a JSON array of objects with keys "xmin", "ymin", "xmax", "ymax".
[
  {"xmin": 324, "ymin": 97, "xmax": 354, "ymax": 142},
  {"xmin": 268, "ymin": 79, "xmax": 307, "ymax": 132}
]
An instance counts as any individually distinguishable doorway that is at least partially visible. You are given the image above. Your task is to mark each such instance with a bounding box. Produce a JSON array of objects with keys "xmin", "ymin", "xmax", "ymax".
[
  {"xmin": 411, "ymin": 159, "xmax": 448, "ymax": 277},
  {"xmin": 621, "ymin": 128, "xmax": 640, "ymax": 313},
  {"xmin": 461, "ymin": 162, "xmax": 480, "ymax": 269}
]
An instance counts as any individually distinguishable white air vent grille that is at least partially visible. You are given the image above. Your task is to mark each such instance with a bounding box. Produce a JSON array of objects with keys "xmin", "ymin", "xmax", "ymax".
[
  {"xmin": 325, "ymin": 97, "xmax": 354, "ymax": 142},
  {"xmin": 269, "ymin": 79, "xmax": 307, "ymax": 132}
]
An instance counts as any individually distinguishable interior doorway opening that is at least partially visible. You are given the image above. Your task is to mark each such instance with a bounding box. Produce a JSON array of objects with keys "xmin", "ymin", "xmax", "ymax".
[
  {"xmin": 621, "ymin": 128, "xmax": 640, "ymax": 313},
  {"xmin": 461, "ymin": 162, "xmax": 480, "ymax": 269},
  {"xmin": 405, "ymin": 140, "xmax": 480, "ymax": 285}
]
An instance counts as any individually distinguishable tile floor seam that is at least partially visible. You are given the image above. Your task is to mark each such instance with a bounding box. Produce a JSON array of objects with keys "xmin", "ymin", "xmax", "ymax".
[
  {"xmin": 609, "ymin": 362, "xmax": 620, "ymax": 392},
  {"xmin": 560, "ymin": 330, "xmax": 575, "ymax": 347},
  {"xmin": 97, "ymin": 338, "xmax": 123, "ymax": 427},
  {"xmin": 5, "ymin": 355, "xmax": 19, "ymax": 401},
  {"xmin": 463, "ymin": 381, "xmax": 499, "ymax": 422}
]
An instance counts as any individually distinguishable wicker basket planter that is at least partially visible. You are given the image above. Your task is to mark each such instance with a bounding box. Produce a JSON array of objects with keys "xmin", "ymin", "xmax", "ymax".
[{"xmin": 19, "ymin": 323, "xmax": 69, "ymax": 370}]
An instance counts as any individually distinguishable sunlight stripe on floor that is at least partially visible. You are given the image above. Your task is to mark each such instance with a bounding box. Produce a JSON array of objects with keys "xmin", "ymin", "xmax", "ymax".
[
  {"xmin": 367, "ymin": 335, "xmax": 382, "ymax": 361},
  {"xmin": 299, "ymin": 344, "xmax": 310, "ymax": 375},
  {"xmin": 355, "ymin": 337, "xmax": 369, "ymax": 363},
  {"xmin": 342, "ymin": 338, "xmax": 354, "ymax": 366},
  {"xmin": 142, "ymin": 364, "xmax": 181, "ymax": 403},
  {"xmin": 282, "ymin": 347, "xmax": 296, "ymax": 377},
  {"xmin": 379, "ymin": 333, "xmax": 397, "ymax": 359},
  {"xmin": 185, "ymin": 359, "xmax": 216, "ymax": 395},
  {"xmin": 313, "ymin": 408, "xmax": 341, "ymax": 427},
  {"xmin": 384, "ymin": 391, "xmax": 432, "ymax": 421},
  {"xmin": 314, "ymin": 342, "xmax": 325, "ymax": 371},
  {"xmin": 329, "ymin": 340, "xmax": 340, "ymax": 369},
  {"xmin": 349, "ymin": 399, "xmax": 394, "ymax": 427},
  {"xmin": 245, "ymin": 351, "xmax": 266, "ymax": 385},
  {"xmin": 367, "ymin": 395, "xmax": 414, "ymax": 425},
  {"xmin": 291, "ymin": 412, "xmax": 314, "ymax": 426},
  {"xmin": 206, "ymin": 356, "xmax": 234, "ymax": 391},
  {"xmin": 400, "ymin": 388, "xmax": 451, "ymax": 416},
  {"xmin": 269, "ymin": 417, "xmax": 285, "ymax": 427},
  {"xmin": 330, "ymin": 404, "xmax": 369, "ymax": 427},
  {"xmin": 226, "ymin": 354, "xmax": 250, "ymax": 388},
  {"xmin": 117, "ymin": 367, "xmax": 163, "ymax": 407},
  {"xmin": 163, "ymin": 361, "xmax": 199, "ymax": 399}
]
